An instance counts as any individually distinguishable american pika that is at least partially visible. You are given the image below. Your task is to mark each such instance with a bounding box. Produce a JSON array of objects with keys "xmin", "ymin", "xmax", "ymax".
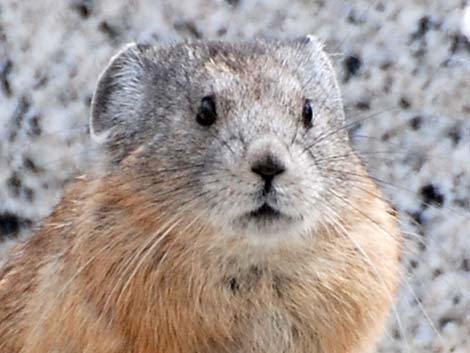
[{"xmin": 0, "ymin": 37, "xmax": 401, "ymax": 353}]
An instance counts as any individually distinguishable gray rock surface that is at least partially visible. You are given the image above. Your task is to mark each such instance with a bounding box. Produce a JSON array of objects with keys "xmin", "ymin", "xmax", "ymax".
[{"xmin": 0, "ymin": 1, "xmax": 469, "ymax": 352}]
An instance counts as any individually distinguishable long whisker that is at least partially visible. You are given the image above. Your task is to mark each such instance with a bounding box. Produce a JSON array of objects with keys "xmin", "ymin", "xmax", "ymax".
[
  {"xmin": 321, "ymin": 167, "xmax": 469, "ymax": 219},
  {"xmin": 300, "ymin": 106, "xmax": 401, "ymax": 155},
  {"xmin": 323, "ymin": 188, "xmax": 444, "ymax": 345},
  {"xmin": 102, "ymin": 212, "xmax": 181, "ymax": 313},
  {"xmin": 115, "ymin": 217, "xmax": 183, "ymax": 308},
  {"xmin": 320, "ymin": 203, "xmax": 410, "ymax": 353}
]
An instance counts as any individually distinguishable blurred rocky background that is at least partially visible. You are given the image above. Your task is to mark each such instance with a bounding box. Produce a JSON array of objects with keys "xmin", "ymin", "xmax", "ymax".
[{"xmin": 0, "ymin": 1, "xmax": 469, "ymax": 352}]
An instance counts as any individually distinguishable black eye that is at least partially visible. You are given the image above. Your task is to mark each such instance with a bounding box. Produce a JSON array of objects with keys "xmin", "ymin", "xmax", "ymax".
[
  {"xmin": 302, "ymin": 99, "xmax": 313, "ymax": 129},
  {"xmin": 196, "ymin": 95, "xmax": 217, "ymax": 127}
]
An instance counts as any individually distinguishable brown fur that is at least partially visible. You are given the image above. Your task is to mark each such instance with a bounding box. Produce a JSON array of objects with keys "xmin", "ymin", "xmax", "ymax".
[{"xmin": 0, "ymin": 156, "xmax": 401, "ymax": 353}]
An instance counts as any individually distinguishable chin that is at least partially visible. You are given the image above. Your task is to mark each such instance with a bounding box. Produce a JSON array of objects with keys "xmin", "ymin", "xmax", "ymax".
[{"xmin": 223, "ymin": 207, "xmax": 312, "ymax": 247}]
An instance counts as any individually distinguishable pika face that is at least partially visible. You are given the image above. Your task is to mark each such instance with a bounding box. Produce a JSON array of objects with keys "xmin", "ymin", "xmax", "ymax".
[{"xmin": 91, "ymin": 37, "xmax": 361, "ymax": 242}]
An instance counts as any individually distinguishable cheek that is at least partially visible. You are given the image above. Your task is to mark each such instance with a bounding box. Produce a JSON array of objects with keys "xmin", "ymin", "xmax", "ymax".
[
  {"xmin": 207, "ymin": 136, "xmax": 257, "ymax": 188},
  {"xmin": 289, "ymin": 142, "xmax": 320, "ymax": 180},
  {"xmin": 199, "ymin": 153, "xmax": 251, "ymax": 200},
  {"xmin": 283, "ymin": 146, "xmax": 328, "ymax": 200}
]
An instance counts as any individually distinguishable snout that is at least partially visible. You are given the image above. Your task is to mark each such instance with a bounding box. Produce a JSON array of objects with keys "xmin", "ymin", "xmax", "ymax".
[{"xmin": 247, "ymin": 136, "xmax": 291, "ymax": 194}]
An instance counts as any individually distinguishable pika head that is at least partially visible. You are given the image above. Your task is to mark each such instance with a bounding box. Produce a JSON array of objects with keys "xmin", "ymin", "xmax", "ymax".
[{"xmin": 91, "ymin": 37, "xmax": 361, "ymax": 242}]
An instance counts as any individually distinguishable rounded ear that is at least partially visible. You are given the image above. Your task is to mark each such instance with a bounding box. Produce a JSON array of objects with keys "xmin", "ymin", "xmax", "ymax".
[
  {"xmin": 287, "ymin": 34, "xmax": 345, "ymax": 116},
  {"xmin": 90, "ymin": 43, "xmax": 153, "ymax": 161},
  {"xmin": 269, "ymin": 35, "xmax": 336, "ymax": 85},
  {"xmin": 293, "ymin": 34, "xmax": 335, "ymax": 79}
]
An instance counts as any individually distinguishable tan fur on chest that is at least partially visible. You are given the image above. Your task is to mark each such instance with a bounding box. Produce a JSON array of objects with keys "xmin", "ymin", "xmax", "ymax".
[{"xmin": 0, "ymin": 174, "xmax": 400, "ymax": 353}]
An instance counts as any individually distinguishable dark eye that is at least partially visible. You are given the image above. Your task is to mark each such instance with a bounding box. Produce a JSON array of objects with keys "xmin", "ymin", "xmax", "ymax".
[
  {"xmin": 196, "ymin": 95, "xmax": 217, "ymax": 127},
  {"xmin": 302, "ymin": 99, "xmax": 313, "ymax": 129}
]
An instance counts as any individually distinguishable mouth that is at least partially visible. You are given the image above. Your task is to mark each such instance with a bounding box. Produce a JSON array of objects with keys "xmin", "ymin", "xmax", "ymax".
[
  {"xmin": 248, "ymin": 203, "xmax": 282, "ymax": 220},
  {"xmin": 230, "ymin": 200, "xmax": 302, "ymax": 236}
]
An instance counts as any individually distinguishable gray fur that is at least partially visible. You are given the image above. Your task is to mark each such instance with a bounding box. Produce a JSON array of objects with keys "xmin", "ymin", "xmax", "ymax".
[{"xmin": 90, "ymin": 36, "xmax": 359, "ymax": 238}]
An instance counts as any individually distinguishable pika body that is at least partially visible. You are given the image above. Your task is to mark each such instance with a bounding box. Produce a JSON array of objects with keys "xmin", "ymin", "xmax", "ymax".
[{"xmin": 0, "ymin": 37, "xmax": 401, "ymax": 353}]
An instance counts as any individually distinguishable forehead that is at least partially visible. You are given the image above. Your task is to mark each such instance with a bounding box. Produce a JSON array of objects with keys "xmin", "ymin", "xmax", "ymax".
[{"xmin": 201, "ymin": 49, "xmax": 304, "ymax": 100}]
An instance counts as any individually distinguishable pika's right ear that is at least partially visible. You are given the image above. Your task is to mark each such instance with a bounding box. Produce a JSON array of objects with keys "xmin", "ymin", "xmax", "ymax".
[{"xmin": 90, "ymin": 43, "xmax": 150, "ymax": 150}]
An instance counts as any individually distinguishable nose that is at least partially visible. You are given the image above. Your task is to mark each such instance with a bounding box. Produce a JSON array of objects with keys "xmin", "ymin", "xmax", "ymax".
[
  {"xmin": 251, "ymin": 155, "xmax": 285, "ymax": 182},
  {"xmin": 247, "ymin": 136, "xmax": 288, "ymax": 193}
]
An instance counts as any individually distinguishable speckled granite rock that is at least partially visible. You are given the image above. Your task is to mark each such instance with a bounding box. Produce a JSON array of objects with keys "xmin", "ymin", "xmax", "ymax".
[{"xmin": 0, "ymin": 0, "xmax": 469, "ymax": 352}]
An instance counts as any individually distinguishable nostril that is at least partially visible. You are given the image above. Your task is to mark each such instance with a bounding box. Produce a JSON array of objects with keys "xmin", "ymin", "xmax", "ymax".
[{"xmin": 251, "ymin": 157, "xmax": 285, "ymax": 180}]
